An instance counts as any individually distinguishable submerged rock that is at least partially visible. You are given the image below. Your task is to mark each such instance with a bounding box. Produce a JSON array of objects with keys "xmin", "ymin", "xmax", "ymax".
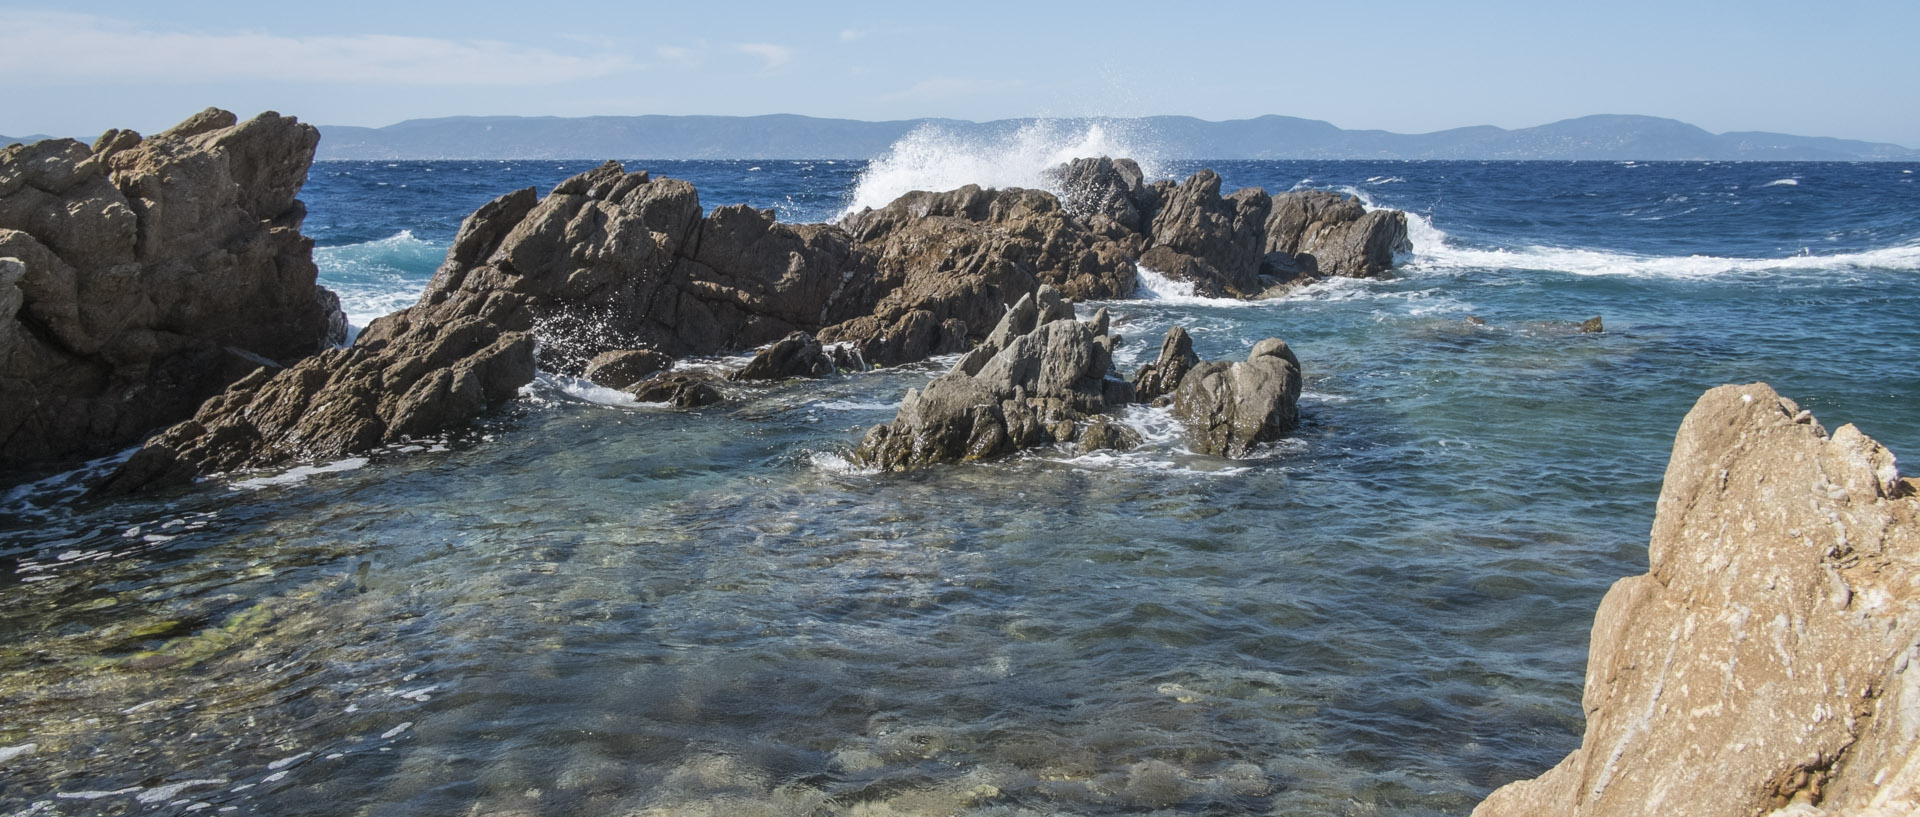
[
  {"xmin": 582, "ymin": 348, "xmax": 673, "ymax": 390},
  {"xmin": 1578, "ymin": 315, "xmax": 1603, "ymax": 333},
  {"xmin": 0, "ymin": 108, "xmax": 345, "ymax": 473},
  {"xmin": 1170, "ymin": 338, "xmax": 1302, "ymax": 457},
  {"xmin": 95, "ymin": 316, "xmax": 533, "ymax": 495},
  {"xmin": 732, "ymin": 331, "xmax": 834, "ymax": 381},
  {"xmin": 626, "ymin": 373, "xmax": 723, "ymax": 408},
  {"xmin": 1473, "ymin": 384, "xmax": 1920, "ymax": 817}
]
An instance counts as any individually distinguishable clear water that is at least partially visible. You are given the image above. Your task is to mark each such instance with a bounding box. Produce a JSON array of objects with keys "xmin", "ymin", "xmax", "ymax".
[{"xmin": 2, "ymin": 154, "xmax": 1917, "ymax": 816}]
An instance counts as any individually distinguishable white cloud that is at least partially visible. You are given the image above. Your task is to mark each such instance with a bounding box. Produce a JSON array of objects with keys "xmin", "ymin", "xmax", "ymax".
[
  {"xmin": 0, "ymin": 12, "xmax": 633, "ymax": 86},
  {"xmin": 733, "ymin": 43, "xmax": 794, "ymax": 71},
  {"xmin": 839, "ymin": 28, "xmax": 867, "ymax": 42},
  {"xmin": 656, "ymin": 43, "xmax": 706, "ymax": 67},
  {"xmin": 881, "ymin": 76, "xmax": 1028, "ymax": 102}
]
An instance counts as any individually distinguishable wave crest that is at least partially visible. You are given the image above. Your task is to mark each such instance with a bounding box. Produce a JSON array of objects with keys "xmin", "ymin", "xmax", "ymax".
[{"xmin": 837, "ymin": 120, "xmax": 1166, "ymax": 218}]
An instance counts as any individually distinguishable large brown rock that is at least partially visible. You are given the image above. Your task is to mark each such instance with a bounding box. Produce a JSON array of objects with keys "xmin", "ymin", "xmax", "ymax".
[
  {"xmin": 1263, "ymin": 190, "xmax": 1411, "ymax": 282},
  {"xmin": 0, "ymin": 108, "xmax": 344, "ymax": 473},
  {"xmin": 1169, "ymin": 338, "xmax": 1302, "ymax": 457},
  {"xmin": 851, "ymin": 287, "xmax": 1135, "ymax": 470},
  {"xmin": 1474, "ymin": 384, "xmax": 1920, "ymax": 817},
  {"xmin": 95, "ymin": 315, "xmax": 533, "ymax": 495},
  {"xmin": 1141, "ymin": 170, "xmax": 1272, "ymax": 298}
]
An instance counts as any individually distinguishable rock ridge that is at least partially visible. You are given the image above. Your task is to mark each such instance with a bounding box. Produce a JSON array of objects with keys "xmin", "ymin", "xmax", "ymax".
[
  {"xmin": 0, "ymin": 108, "xmax": 345, "ymax": 474},
  {"xmin": 1474, "ymin": 383, "xmax": 1920, "ymax": 817}
]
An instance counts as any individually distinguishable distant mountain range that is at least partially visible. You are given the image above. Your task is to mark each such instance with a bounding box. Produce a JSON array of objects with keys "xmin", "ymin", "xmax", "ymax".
[
  {"xmin": 312, "ymin": 114, "xmax": 1918, "ymax": 162},
  {"xmin": 9, "ymin": 114, "xmax": 1917, "ymax": 161}
]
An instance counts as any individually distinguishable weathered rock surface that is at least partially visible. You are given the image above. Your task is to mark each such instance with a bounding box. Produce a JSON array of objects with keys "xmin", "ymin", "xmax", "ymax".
[
  {"xmin": 1261, "ymin": 190, "xmax": 1411, "ymax": 282},
  {"xmin": 853, "ymin": 288, "xmax": 1305, "ymax": 469},
  {"xmin": 626, "ymin": 372, "xmax": 722, "ymax": 408},
  {"xmin": 1131, "ymin": 326, "xmax": 1202, "ymax": 404},
  {"xmin": 1473, "ymin": 384, "xmax": 1920, "ymax": 817},
  {"xmin": 0, "ymin": 108, "xmax": 344, "ymax": 473},
  {"xmin": 851, "ymin": 288, "xmax": 1135, "ymax": 470},
  {"xmin": 102, "ymin": 154, "xmax": 1363, "ymax": 491},
  {"xmin": 732, "ymin": 331, "xmax": 834, "ymax": 381},
  {"xmin": 582, "ymin": 348, "xmax": 673, "ymax": 390},
  {"xmin": 95, "ymin": 316, "xmax": 533, "ymax": 495},
  {"xmin": 1170, "ymin": 338, "xmax": 1302, "ymax": 457}
]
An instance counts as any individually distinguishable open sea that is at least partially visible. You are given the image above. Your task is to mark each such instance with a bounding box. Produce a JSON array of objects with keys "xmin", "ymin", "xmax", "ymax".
[{"xmin": 4, "ymin": 126, "xmax": 1919, "ymax": 816}]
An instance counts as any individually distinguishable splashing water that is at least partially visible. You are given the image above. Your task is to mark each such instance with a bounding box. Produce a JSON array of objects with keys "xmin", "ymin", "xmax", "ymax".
[{"xmin": 837, "ymin": 119, "xmax": 1168, "ymax": 218}]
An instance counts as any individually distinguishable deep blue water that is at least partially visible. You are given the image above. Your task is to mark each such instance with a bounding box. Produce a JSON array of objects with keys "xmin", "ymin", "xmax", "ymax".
[{"xmin": 2, "ymin": 154, "xmax": 1916, "ymax": 816}]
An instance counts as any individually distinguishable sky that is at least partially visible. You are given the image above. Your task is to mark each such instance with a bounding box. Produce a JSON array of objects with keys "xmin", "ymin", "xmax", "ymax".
[{"xmin": 2, "ymin": 0, "xmax": 1915, "ymax": 147}]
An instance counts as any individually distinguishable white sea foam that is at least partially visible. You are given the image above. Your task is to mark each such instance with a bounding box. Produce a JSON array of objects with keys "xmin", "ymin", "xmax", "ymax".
[
  {"xmin": 537, "ymin": 373, "xmax": 641, "ymax": 407},
  {"xmin": 231, "ymin": 458, "xmax": 369, "ymax": 490},
  {"xmin": 1134, "ymin": 267, "xmax": 1260, "ymax": 307},
  {"xmin": 837, "ymin": 119, "xmax": 1166, "ymax": 218},
  {"xmin": 314, "ymin": 230, "xmax": 441, "ymax": 330},
  {"xmin": 1763, "ymin": 178, "xmax": 1800, "ymax": 187},
  {"xmin": 1401, "ymin": 203, "xmax": 1920, "ymax": 278}
]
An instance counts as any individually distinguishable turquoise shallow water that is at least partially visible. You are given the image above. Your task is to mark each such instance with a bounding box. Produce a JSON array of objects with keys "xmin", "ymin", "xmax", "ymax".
[{"xmin": 1, "ymin": 157, "xmax": 1917, "ymax": 816}]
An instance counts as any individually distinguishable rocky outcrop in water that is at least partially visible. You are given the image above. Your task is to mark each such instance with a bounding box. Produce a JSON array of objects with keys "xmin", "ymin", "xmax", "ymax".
[
  {"xmin": 1047, "ymin": 157, "xmax": 1410, "ymax": 296},
  {"xmin": 1170, "ymin": 339, "xmax": 1302, "ymax": 457},
  {"xmin": 1473, "ymin": 384, "xmax": 1920, "ymax": 817},
  {"xmin": 101, "ymin": 155, "xmax": 1365, "ymax": 491},
  {"xmin": 851, "ymin": 288, "xmax": 1135, "ymax": 470},
  {"xmin": 0, "ymin": 108, "xmax": 344, "ymax": 473},
  {"xmin": 853, "ymin": 289, "xmax": 1307, "ymax": 470}
]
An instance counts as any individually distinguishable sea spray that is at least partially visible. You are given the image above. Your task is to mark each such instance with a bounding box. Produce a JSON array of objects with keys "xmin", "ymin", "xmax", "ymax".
[
  {"xmin": 314, "ymin": 230, "xmax": 443, "ymax": 329},
  {"xmin": 837, "ymin": 119, "xmax": 1169, "ymax": 218}
]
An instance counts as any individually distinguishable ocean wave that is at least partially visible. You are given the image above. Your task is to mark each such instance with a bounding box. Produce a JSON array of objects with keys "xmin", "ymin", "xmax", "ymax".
[
  {"xmin": 1402, "ymin": 208, "xmax": 1920, "ymax": 278},
  {"xmin": 836, "ymin": 120, "xmax": 1167, "ymax": 218},
  {"xmin": 1134, "ymin": 266, "xmax": 1262, "ymax": 307},
  {"xmin": 1763, "ymin": 178, "xmax": 1801, "ymax": 187},
  {"xmin": 315, "ymin": 230, "xmax": 442, "ymax": 328}
]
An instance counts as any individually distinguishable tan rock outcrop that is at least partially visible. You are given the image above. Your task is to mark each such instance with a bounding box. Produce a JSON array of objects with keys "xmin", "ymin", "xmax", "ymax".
[
  {"xmin": 0, "ymin": 108, "xmax": 344, "ymax": 472},
  {"xmin": 1474, "ymin": 383, "xmax": 1920, "ymax": 817}
]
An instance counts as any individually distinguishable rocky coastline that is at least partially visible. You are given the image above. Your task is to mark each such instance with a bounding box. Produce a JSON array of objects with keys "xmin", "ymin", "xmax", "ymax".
[
  {"xmin": 11, "ymin": 110, "xmax": 1915, "ymax": 815},
  {"xmin": 57, "ymin": 120, "xmax": 1406, "ymax": 493}
]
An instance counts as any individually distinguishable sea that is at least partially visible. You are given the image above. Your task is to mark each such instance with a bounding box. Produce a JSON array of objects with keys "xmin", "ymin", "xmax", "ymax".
[{"xmin": 3, "ymin": 124, "xmax": 1918, "ymax": 816}]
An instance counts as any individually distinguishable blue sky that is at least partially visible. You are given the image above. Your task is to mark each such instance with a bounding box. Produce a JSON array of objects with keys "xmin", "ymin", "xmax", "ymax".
[{"xmin": 3, "ymin": 0, "xmax": 1915, "ymax": 146}]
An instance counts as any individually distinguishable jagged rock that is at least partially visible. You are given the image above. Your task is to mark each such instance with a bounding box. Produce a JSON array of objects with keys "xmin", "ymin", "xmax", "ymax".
[
  {"xmin": 1578, "ymin": 316, "xmax": 1604, "ymax": 333},
  {"xmin": 1263, "ymin": 190, "xmax": 1410, "ymax": 282},
  {"xmin": 1473, "ymin": 384, "xmax": 1920, "ymax": 817},
  {"xmin": 94, "ymin": 316, "xmax": 533, "ymax": 495},
  {"xmin": 1171, "ymin": 338, "xmax": 1302, "ymax": 457},
  {"xmin": 851, "ymin": 288, "xmax": 1134, "ymax": 470},
  {"xmin": 818, "ymin": 309, "xmax": 969, "ymax": 367},
  {"xmin": 1141, "ymin": 171, "xmax": 1272, "ymax": 298},
  {"xmin": 582, "ymin": 348, "xmax": 672, "ymax": 390},
  {"xmin": 0, "ymin": 108, "xmax": 345, "ymax": 473},
  {"xmin": 625, "ymin": 373, "xmax": 722, "ymax": 408},
  {"xmin": 377, "ymin": 161, "xmax": 877, "ymax": 372},
  {"xmin": 1078, "ymin": 416, "xmax": 1141, "ymax": 452},
  {"xmin": 1048, "ymin": 156, "xmax": 1150, "ymax": 233},
  {"xmin": 732, "ymin": 331, "xmax": 834, "ymax": 381},
  {"xmin": 1132, "ymin": 326, "xmax": 1201, "ymax": 404}
]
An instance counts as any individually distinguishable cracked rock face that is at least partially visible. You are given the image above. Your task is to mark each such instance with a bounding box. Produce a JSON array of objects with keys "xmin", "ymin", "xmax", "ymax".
[
  {"xmin": 0, "ymin": 108, "xmax": 345, "ymax": 472},
  {"xmin": 1473, "ymin": 383, "xmax": 1920, "ymax": 817}
]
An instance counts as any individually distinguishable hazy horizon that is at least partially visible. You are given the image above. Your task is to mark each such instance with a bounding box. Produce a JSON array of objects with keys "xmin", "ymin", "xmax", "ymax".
[{"xmin": 3, "ymin": 1, "xmax": 1916, "ymax": 147}]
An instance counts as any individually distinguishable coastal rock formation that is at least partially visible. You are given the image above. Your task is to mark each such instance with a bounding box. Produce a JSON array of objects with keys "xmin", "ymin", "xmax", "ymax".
[
  {"xmin": 101, "ymin": 155, "xmax": 1367, "ymax": 491},
  {"xmin": 732, "ymin": 331, "xmax": 835, "ymax": 381},
  {"xmin": 1473, "ymin": 384, "xmax": 1920, "ymax": 817},
  {"xmin": 94, "ymin": 316, "xmax": 533, "ymax": 495},
  {"xmin": 851, "ymin": 288, "xmax": 1135, "ymax": 470},
  {"xmin": 853, "ymin": 288, "xmax": 1307, "ymax": 470},
  {"xmin": 582, "ymin": 348, "xmax": 673, "ymax": 390},
  {"xmin": 0, "ymin": 108, "xmax": 344, "ymax": 472},
  {"xmin": 1045, "ymin": 158, "xmax": 1410, "ymax": 296},
  {"xmin": 1262, "ymin": 190, "xmax": 1411, "ymax": 282},
  {"xmin": 1170, "ymin": 338, "xmax": 1302, "ymax": 457}
]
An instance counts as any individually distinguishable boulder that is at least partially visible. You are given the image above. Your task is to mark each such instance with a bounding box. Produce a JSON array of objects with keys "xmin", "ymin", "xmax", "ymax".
[
  {"xmin": 1171, "ymin": 338, "xmax": 1302, "ymax": 457},
  {"xmin": 851, "ymin": 287, "xmax": 1134, "ymax": 470},
  {"xmin": 1131, "ymin": 326, "xmax": 1201, "ymax": 404},
  {"xmin": 1473, "ymin": 384, "xmax": 1920, "ymax": 817},
  {"xmin": 625, "ymin": 373, "xmax": 722, "ymax": 408},
  {"xmin": 0, "ymin": 108, "xmax": 345, "ymax": 473},
  {"xmin": 582, "ymin": 348, "xmax": 673, "ymax": 390},
  {"xmin": 1263, "ymin": 190, "xmax": 1410, "ymax": 282},
  {"xmin": 94, "ymin": 316, "xmax": 533, "ymax": 495},
  {"xmin": 732, "ymin": 331, "xmax": 834, "ymax": 381},
  {"xmin": 1141, "ymin": 170, "xmax": 1272, "ymax": 298}
]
